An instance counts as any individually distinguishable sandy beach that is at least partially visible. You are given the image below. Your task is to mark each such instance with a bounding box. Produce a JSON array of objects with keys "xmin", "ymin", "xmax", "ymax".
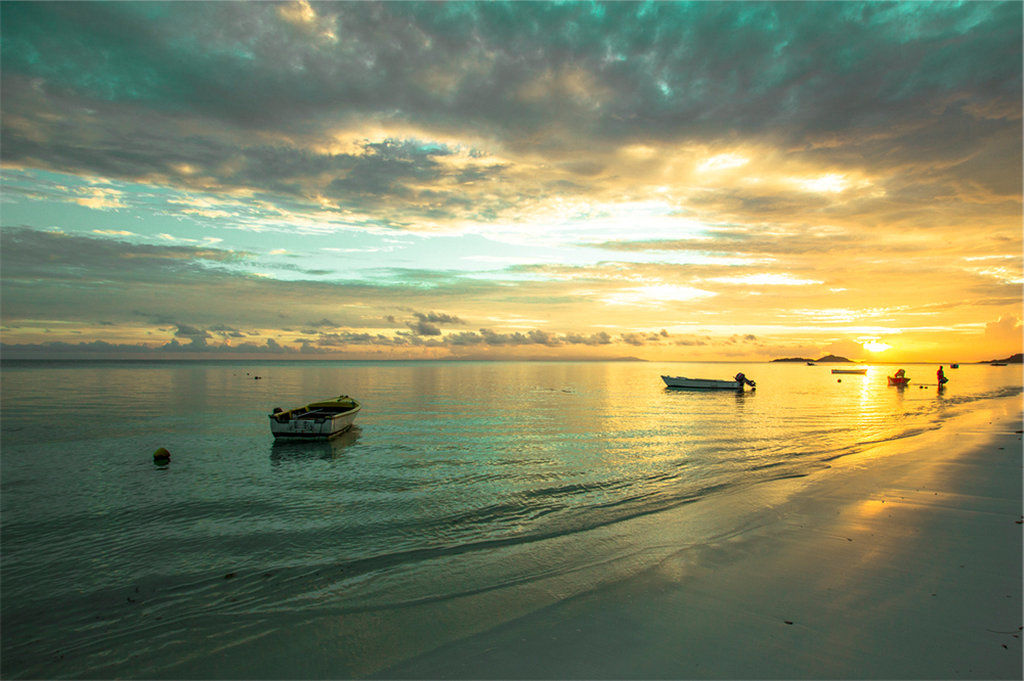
[{"xmin": 379, "ymin": 397, "xmax": 1023, "ymax": 679}]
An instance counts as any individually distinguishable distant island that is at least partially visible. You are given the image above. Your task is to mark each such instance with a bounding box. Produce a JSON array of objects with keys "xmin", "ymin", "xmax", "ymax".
[
  {"xmin": 772, "ymin": 355, "xmax": 852, "ymax": 363},
  {"xmin": 980, "ymin": 353, "xmax": 1022, "ymax": 364}
]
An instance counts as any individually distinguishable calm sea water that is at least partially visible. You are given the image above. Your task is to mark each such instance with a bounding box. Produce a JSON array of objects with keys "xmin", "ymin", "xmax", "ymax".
[{"xmin": 1, "ymin": 360, "xmax": 1020, "ymax": 678}]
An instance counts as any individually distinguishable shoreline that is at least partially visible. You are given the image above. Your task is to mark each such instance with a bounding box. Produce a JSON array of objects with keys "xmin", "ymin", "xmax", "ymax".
[{"xmin": 380, "ymin": 397, "xmax": 1023, "ymax": 679}]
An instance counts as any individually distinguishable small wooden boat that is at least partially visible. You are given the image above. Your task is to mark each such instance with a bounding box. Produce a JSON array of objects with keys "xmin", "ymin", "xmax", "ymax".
[
  {"xmin": 269, "ymin": 395, "xmax": 361, "ymax": 440},
  {"xmin": 662, "ymin": 374, "xmax": 756, "ymax": 390},
  {"xmin": 950, "ymin": 364, "xmax": 959, "ymax": 369},
  {"xmin": 806, "ymin": 362, "xmax": 816, "ymax": 366},
  {"xmin": 831, "ymin": 368, "xmax": 867, "ymax": 375},
  {"xmin": 887, "ymin": 376, "xmax": 910, "ymax": 387}
]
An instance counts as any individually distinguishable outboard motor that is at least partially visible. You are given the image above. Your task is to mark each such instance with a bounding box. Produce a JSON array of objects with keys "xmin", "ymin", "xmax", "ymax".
[{"xmin": 734, "ymin": 372, "xmax": 756, "ymax": 388}]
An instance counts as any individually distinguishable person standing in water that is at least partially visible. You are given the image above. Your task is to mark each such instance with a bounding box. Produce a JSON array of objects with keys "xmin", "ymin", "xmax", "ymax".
[{"xmin": 937, "ymin": 366, "xmax": 948, "ymax": 386}]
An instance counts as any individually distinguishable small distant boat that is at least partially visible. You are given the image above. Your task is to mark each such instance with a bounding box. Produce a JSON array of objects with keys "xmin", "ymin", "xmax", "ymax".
[
  {"xmin": 662, "ymin": 373, "xmax": 756, "ymax": 390},
  {"xmin": 990, "ymin": 363, "xmax": 1007, "ymax": 366},
  {"xmin": 269, "ymin": 395, "xmax": 361, "ymax": 440},
  {"xmin": 887, "ymin": 376, "xmax": 910, "ymax": 387},
  {"xmin": 806, "ymin": 362, "xmax": 816, "ymax": 366},
  {"xmin": 950, "ymin": 364, "xmax": 959, "ymax": 369},
  {"xmin": 831, "ymin": 368, "xmax": 867, "ymax": 375}
]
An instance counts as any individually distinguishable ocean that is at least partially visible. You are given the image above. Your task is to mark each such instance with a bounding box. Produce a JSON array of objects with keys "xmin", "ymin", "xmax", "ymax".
[{"xmin": 1, "ymin": 360, "xmax": 1020, "ymax": 678}]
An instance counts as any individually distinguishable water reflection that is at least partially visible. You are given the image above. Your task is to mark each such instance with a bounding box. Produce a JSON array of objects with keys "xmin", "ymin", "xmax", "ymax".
[
  {"xmin": 269, "ymin": 426, "xmax": 362, "ymax": 463},
  {"xmin": 661, "ymin": 387, "xmax": 755, "ymax": 411}
]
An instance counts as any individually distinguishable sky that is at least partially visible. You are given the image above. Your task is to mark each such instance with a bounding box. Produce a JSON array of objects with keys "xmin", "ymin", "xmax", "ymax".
[{"xmin": 1, "ymin": 1, "xmax": 1021, "ymax": 362}]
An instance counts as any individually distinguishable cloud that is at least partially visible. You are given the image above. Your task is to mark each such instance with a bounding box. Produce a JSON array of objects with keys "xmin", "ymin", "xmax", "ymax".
[
  {"xmin": 74, "ymin": 187, "xmax": 126, "ymax": 210},
  {"xmin": 174, "ymin": 323, "xmax": 211, "ymax": 340},
  {"xmin": 984, "ymin": 315, "xmax": 1023, "ymax": 347},
  {"xmin": 403, "ymin": 309, "xmax": 467, "ymax": 335},
  {"xmin": 1, "ymin": 4, "xmax": 1020, "ymax": 364},
  {"xmin": 0, "ymin": 337, "xmax": 294, "ymax": 357},
  {"xmin": 1, "ymin": 2, "xmax": 1018, "ymax": 229},
  {"xmin": 306, "ymin": 318, "xmax": 339, "ymax": 328},
  {"xmin": 708, "ymin": 273, "xmax": 824, "ymax": 287},
  {"xmin": 407, "ymin": 319, "xmax": 442, "ymax": 336},
  {"xmin": 1, "ymin": 227, "xmax": 246, "ymax": 277},
  {"xmin": 563, "ymin": 331, "xmax": 613, "ymax": 346},
  {"xmin": 0, "ymin": 227, "xmax": 367, "ymax": 329},
  {"xmin": 276, "ymin": 0, "xmax": 338, "ymax": 42},
  {"xmin": 92, "ymin": 229, "xmax": 136, "ymax": 237},
  {"xmin": 413, "ymin": 311, "xmax": 466, "ymax": 325}
]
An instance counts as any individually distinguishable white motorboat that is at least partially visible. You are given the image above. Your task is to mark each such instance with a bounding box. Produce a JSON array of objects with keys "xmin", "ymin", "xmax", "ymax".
[
  {"xmin": 269, "ymin": 395, "xmax": 361, "ymax": 440},
  {"xmin": 661, "ymin": 373, "xmax": 756, "ymax": 390},
  {"xmin": 831, "ymin": 368, "xmax": 867, "ymax": 375}
]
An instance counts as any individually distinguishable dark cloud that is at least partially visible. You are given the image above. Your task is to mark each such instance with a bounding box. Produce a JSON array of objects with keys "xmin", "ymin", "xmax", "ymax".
[
  {"xmin": 413, "ymin": 311, "xmax": 465, "ymax": 325},
  {"xmin": 0, "ymin": 323, "xmax": 854, "ymax": 358},
  {"xmin": 0, "ymin": 227, "xmax": 246, "ymax": 279},
  {"xmin": 174, "ymin": 324, "xmax": 210, "ymax": 340},
  {"xmin": 674, "ymin": 336, "xmax": 712, "ymax": 347},
  {"xmin": 563, "ymin": 331, "xmax": 613, "ymax": 346},
  {"xmin": 1, "ymin": 2, "xmax": 1018, "ymax": 221},
  {"xmin": 407, "ymin": 319, "xmax": 442, "ymax": 336},
  {"xmin": 445, "ymin": 330, "xmax": 486, "ymax": 346},
  {"xmin": 402, "ymin": 309, "xmax": 467, "ymax": 335},
  {"xmin": 0, "ymin": 340, "xmax": 154, "ymax": 356},
  {"xmin": 527, "ymin": 329, "xmax": 561, "ymax": 346},
  {"xmin": 0, "ymin": 337, "xmax": 294, "ymax": 357},
  {"xmin": 620, "ymin": 331, "xmax": 670, "ymax": 347},
  {"xmin": 0, "ymin": 228, "xmax": 469, "ymax": 330},
  {"xmin": 306, "ymin": 318, "xmax": 339, "ymax": 328},
  {"xmin": 316, "ymin": 331, "xmax": 406, "ymax": 347}
]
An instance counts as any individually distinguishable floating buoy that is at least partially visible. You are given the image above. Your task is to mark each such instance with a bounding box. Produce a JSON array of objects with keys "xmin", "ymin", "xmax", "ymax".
[
  {"xmin": 153, "ymin": 447, "xmax": 170, "ymax": 464},
  {"xmin": 837, "ymin": 379, "xmax": 841, "ymax": 383}
]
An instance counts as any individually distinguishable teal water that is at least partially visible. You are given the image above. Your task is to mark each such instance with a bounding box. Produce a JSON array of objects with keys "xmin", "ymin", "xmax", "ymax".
[{"xmin": 1, "ymin": 360, "xmax": 1020, "ymax": 678}]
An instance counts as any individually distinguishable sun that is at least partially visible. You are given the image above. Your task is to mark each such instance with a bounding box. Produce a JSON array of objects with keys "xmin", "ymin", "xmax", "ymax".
[{"xmin": 862, "ymin": 340, "xmax": 892, "ymax": 353}]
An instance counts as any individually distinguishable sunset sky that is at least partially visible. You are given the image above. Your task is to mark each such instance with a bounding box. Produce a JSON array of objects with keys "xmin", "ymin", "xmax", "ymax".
[{"xmin": 1, "ymin": 1, "xmax": 1021, "ymax": 362}]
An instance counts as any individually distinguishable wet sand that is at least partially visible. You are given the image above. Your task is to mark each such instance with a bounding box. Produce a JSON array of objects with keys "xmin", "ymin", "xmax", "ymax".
[{"xmin": 380, "ymin": 398, "xmax": 1023, "ymax": 679}]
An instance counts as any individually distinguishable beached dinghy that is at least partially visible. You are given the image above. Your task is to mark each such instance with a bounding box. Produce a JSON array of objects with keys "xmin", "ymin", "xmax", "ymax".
[
  {"xmin": 269, "ymin": 395, "xmax": 361, "ymax": 440},
  {"xmin": 662, "ymin": 373, "xmax": 756, "ymax": 390}
]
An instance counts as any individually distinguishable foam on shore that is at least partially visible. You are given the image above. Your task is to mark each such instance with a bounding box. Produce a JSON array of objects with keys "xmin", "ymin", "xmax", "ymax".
[{"xmin": 380, "ymin": 397, "xmax": 1023, "ymax": 679}]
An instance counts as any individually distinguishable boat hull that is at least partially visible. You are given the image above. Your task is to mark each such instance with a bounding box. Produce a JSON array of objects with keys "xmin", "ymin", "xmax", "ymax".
[
  {"xmin": 887, "ymin": 376, "xmax": 910, "ymax": 387},
  {"xmin": 662, "ymin": 375, "xmax": 749, "ymax": 390},
  {"xmin": 269, "ymin": 396, "xmax": 361, "ymax": 440},
  {"xmin": 831, "ymin": 369, "xmax": 867, "ymax": 374},
  {"xmin": 270, "ymin": 411, "xmax": 359, "ymax": 440}
]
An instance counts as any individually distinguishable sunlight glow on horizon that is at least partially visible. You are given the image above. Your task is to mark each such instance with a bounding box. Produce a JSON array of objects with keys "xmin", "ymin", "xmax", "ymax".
[{"xmin": 862, "ymin": 339, "xmax": 893, "ymax": 353}]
